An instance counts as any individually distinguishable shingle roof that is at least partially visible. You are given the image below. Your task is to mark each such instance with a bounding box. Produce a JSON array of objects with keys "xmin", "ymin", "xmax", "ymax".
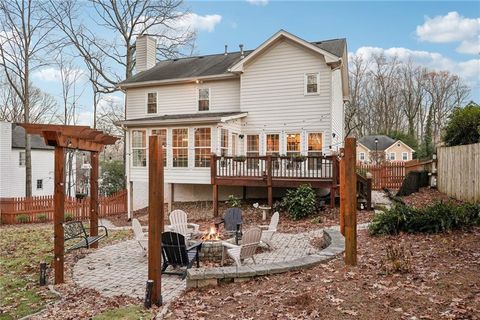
[
  {"xmin": 121, "ymin": 38, "xmax": 346, "ymax": 85},
  {"xmin": 120, "ymin": 111, "xmax": 247, "ymax": 126},
  {"xmin": 11, "ymin": 124, "xmax": 53, "ymax": 150},
  {"xmin": 359, "ymin": 135, "xmax": 396, "ymax": 151}
]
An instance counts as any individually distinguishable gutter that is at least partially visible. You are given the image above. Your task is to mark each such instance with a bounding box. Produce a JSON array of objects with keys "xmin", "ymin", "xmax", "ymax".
[{"xmin": 117, "ymin": 73, "xmax": 238, "ymax": 90}]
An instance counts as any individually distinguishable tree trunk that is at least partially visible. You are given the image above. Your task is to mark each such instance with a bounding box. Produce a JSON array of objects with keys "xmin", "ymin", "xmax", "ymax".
[{"xmin": 24, "ymin": 55, "xmax": 31, "ymax": 197}]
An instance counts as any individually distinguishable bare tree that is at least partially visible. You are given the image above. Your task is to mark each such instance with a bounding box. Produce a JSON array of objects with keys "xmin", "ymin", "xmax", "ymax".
[{"xmin": 0, "ymin": 0, "xmax": 54, "ymax": 196}]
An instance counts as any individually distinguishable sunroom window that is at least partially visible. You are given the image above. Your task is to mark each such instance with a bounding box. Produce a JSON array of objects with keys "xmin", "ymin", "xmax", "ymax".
[
  {"xmin": 194, "ymin": 128, "xmax": 211, "ymax": 167},
  {"xmin": 173, "ymin": 128, "xmax": 188, "ymax": 167},
  {"xmin": 132, "ymin": 130, "xmax": 146, "ymax": 167}
]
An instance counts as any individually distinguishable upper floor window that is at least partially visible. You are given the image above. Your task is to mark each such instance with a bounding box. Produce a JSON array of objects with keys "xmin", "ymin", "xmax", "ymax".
[
  {"xmin": 172, "ymin": 128, "xmax": 188, "ymax": 167},
  {"xmin": 19, "ymin": 151, "xmax": 26, "ymax": 166},
  {"xmin": 305, "ymin": 73, "xmax": 319, "ymax": 95},
  {"xmin": 147, "ymin": 92, "xmax": 157, "ymax": 114},
  {"xmin": 389, "ymin": 152, "xmax": 396, "ymax": 161},
  {"xmin": 359, "ymin": 152, "xmax": 366, "ymax": 161},
  {"xmin": 402, "ymin": 152, "xmax": 408, "ymax": 161},
  {"xmin": 36, "ymin": 179, "xmax": 43, "ymax": 190},
  {"xmin": 151, "ymin": 129, "xmax": 167, "ymax": 166},
  {"xmin": 132, "ymin": 130, "xmax": 147, "ymax": 167},
  {"xmin": 220, "ymin": 129, "xmax": 228, "ymax": 156},
  {"xmin": 198, "ymin": 88, "xmax": 210, "ymax": 111},
  {"xmin": 194, "ymin": 128, "xmax": 211, "ymax": 167},
  {"xmin": 266, "ymin": 134, "xmax": 279, "ymax": 156}
]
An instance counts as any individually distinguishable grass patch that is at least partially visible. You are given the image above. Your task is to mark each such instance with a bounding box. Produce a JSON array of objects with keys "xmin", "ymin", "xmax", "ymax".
[
  {"xmin": 93, "ymin": 305, "xmax": 153, "ymax": 320},
  {"xmin": 0, "ymin": 224, "xmax": 133, "ymax": 319}
]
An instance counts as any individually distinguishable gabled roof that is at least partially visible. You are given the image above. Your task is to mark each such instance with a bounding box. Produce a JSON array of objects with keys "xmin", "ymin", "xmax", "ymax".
[
  {"xmin": 118, "ymin": 30, "xmax": 346, "ymax": 88},
  {"xmin": 118, "ymin": 111, "xmax": 248, "ymax": 127},
  {"xmin": 12, "ymin": 125, "xmax": 53, "ymax": 150},
  {"xmin": 229, "ymin": 30, "xmax": 343, "ymax": 72},
  {"xmin": 358, "ymin": 135, "xmax": 396, "ymax": 151}
]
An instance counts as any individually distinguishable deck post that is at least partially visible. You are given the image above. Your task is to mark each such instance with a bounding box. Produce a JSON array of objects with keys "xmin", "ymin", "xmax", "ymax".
[
  {"xmin": 211, "ymin": 153, "xmax": 219, "ymax": 217},
  {"xmin": 339, "ymin": 148, "xmax": 345, "ymax": 236},
  {"xmin": 344, "ymin": 138, "xmax": 357, "ymax": 266},
  {"xmin": 366, "ymin": 178, "xmax": 372, "ymax": 210},
  {"xmin": 89, "ymin": 151, "xmax": 99, "ymax": 249},
  {"xmin": 54, "ymin": 146, "xmax": 65, "ymax": 284},
  {"xmin": 148, "ymin": 136, "xmax": 164, "ymax": 306},
  {"xmin": 266, "ymin": 155, "xmax": 273, "ymax": 208},
  {"xmin": 330, "ymin": 155, "xmax": 338, "ymax": 208}
]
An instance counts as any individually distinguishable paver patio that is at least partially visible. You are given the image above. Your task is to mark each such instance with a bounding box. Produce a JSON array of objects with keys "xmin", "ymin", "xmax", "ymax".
[{"xmin": 73, "ymin": 228, "xmax": 327, "ymax": 302}]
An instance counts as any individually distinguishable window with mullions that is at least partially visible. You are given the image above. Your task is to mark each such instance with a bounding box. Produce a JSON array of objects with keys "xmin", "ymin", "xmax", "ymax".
[
  {"xmin": 246, "ymin": 134, "xmax": 259, "ymax": 169},
  {"xmin": 286, "ymin": 133, "xmax": 301, "ymax": 157},
  {"xmin": 132, "ymin": 130, "xmax": 146, "ymax": 167},
  {"xmin": 305, "ymin": 73, "xmax": 319, "ymax": 94},
  {"xmin": 147, "ymin": 92, "xmax": 157, "ymax": 114},
  {"xmin": 220, "ymin": 129, "xmax": 228, "ymax": 156},
  {"xmin": 266, "ymin": 134, "xmax": 279, "ymax": 156},
  {"xmin": 198, "ymin": 88, "xmax": 210, "ymax": 111},
  {"xmin": 151, "ymin": 129, "xmax": 167, "ymax": 166},
  {"xmin": 194, "ymin": 128, "xmax": 211, "ymax": 167},
  {"xmin": 308, "ymin": 133, "xmax": 323, "ymax": 170},
  {"xmin": 173, "ymin": 128, "xmax": 188, "ymax": 167}
]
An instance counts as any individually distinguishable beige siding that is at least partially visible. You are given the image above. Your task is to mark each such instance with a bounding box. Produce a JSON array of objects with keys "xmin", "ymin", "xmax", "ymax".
[
  {"xmin": 385, "ymin": 142, "xmax": 413, "ymax": 161},
  {"xmin": 240, "ymin": 39, "xmax": 333, "ymax": 155},
  {"xmin": 357, "ymin": 144, "xmax": 371, "ymax": 163},
  {"xmin": 126, "ymin": 79, "xmax": 240, "ymax": 119}
]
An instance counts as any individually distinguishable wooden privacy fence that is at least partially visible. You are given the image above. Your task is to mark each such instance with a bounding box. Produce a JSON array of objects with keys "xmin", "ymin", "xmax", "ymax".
[
  {"xmin": 0, "ymin": 189, "xmax": 127, "ymax": 224},
  {"xmin": 437, "ymin": 143, "xmax": 480, "ymax": 202},
  {"xmin": 357, "ymin": 162, "xmax": 406, "ymax": 190}
]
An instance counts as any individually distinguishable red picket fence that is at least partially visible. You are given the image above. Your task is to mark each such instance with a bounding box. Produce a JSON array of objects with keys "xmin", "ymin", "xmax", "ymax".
[
  {"xmin": 357, "ymin": 162, "xmax": 406, "ymax": 190},
  {"xmin": 0, "ymin": 189, "xmax": 127, "ymax": 224}
]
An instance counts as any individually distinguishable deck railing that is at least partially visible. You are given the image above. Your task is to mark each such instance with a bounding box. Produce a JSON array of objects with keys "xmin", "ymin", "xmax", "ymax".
[{"xmin": 212, "ymin": 154, "xmax": 338, "ymax": 181}]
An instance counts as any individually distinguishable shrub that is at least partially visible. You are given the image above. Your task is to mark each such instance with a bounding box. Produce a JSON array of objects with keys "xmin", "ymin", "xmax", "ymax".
[
  {"xmin": 282, "ymin": 184, "xmax": 317, "ymax": 220},
  {"xmin": 64, "ymin": 212, "xmax": 73, "ymax": 222},
  {"xmin": 225, "ymin": 195, "xmax": 241, "ymax": 208},
  {"xmin": 15, "ymin": 214, "xmax": 29, "ymax": 223},
  {"xmin": 369, "ymin": 202, "xmax": 480, "ymax": 236},
  {"xmin": 36, "ymin": 213, "xmax": 48, "ymax": 222}
]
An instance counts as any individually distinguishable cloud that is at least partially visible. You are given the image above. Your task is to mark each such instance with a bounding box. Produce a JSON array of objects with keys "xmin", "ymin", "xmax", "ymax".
[
  {"xmin": 75, "ymin": 111, "xmax": 94, "ymax": 126},
  {"xmin": 33, "ymin": 67, "xmax": 86, "ymax": 82},
  {"xmin": 246, "ymin": 0, "xmax": 269, "ymax": 6},
  {"xmin": 178, "ymin": 13, "xmax": 222, "ymax": 32},
  {"xmin": 416, "ymin": 11, "xmax": 480, "ymax": 54},
  {"xmin": 349, "ymin": 46, "xmax": 480, "ymax": 90}
]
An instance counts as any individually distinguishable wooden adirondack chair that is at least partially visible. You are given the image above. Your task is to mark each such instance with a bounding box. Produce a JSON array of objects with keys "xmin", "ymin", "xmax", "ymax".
[
  {"xmin": 161, "ymin": 231, "xmax": 202, "ymax": 279},
  {"xmin": 132, "ymin": 218, "xmax": 147, "ymax": 255},
  {"xmin": 169, "ymin": 209, "xmax": 200, "ymax": 239},
  {"xmin": 216, "ymin": 207, "xmax": 243, "ymax": 243},
  {"xmin": 221, "ymin": 227, "xmax": 262, "ymax": 266},
  {"xmin": 258, "ymin": 211, "xmax": 279, "ymax": 248}
]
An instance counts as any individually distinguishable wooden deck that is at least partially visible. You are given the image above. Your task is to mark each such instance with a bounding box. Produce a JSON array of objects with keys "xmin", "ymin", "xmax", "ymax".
[{"xmin": 210, "ymin": 154, "xmax": 339, "ymax": 216}]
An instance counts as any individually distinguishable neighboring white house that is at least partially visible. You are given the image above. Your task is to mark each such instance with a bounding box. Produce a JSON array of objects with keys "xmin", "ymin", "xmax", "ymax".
[
  {"xmin": 0, "ymin": 122, "xmax": 76, "ymax": 198},
  {"xmin": 118, "ymin": 30, "xmax": 349, "ymax": 215},
  {"xmin": 357, "ymin": 135, "xmax": 415, "ymax": 163}
]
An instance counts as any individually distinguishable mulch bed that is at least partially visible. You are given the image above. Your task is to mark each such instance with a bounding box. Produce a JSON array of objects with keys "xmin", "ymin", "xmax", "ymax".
[
  {"xmin": 165, "ymin": 228, "xmax": 480, "ymax": 319},
  {"xmin": 401, "ymin": 187, "xmax": 463, "ymax": 208}
]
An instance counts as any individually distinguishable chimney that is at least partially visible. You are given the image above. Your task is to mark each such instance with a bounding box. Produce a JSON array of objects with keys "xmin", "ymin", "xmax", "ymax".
[
  {"xmin": 136, "ymin": 35, "xmax": 157, "ymax": 73},
  {"xmin": 224, "ymin": 44, "xmax": 228, "ymax": 55},
  {"xmin": 239, "ymin": 44, "xmax": 244, "ymax": 59}
]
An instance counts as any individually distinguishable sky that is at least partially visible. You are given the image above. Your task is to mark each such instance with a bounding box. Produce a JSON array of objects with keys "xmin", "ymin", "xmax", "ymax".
[{"xmin": 32, "ymin": 0, "xmax": 480, "ymax": 126}]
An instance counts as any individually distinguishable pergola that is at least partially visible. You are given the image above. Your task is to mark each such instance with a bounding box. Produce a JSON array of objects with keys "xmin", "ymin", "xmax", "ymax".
[{"xmin": 18, "ymin": 123, "xmax": 118, "ymax": 284}]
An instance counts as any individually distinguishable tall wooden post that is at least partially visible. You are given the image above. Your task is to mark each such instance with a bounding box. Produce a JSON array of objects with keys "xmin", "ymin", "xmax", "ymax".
[
  {"xmin": 339, "ymin": 148, "xmax": 345, "ymax": 236},
  {"xmin": 148, "ymin": 136, "xmax": 164, "ymax": 306},
  {"xmin": 54, "ymin": 146, "xmax": 65, "ymax": 284},
  {"xmin": 210, "ymin": 153, "xmax": 218, "ymax": 217},
  {"xmin": 344, "ymin": 138, "xmax": 357, "ymax": 266},
  {"xmin": 90, "ymin": 151, "xmax": 99, "ymax": 248},
  {"xmin": 266, "ymin": 155, "xmax": 273, "ymax": 208}
]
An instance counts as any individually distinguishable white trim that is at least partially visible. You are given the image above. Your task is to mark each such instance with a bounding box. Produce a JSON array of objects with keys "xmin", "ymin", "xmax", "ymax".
[
  {"xmin": 131, "ymin": 129, "xmax": 147, "ymax": 167},
  {"xmin": 388, "ymin": 152, "xmax": 396, "ymax": 161},
  {"xmin": 229, "ymin": 30, "xmax": 340, "ymax": 73},
  {"xmin": 304, "ymin": 72, "xmax": 320, "ymax": 95},
  {"xmin": 145, "ymin": 91, "xmax": 158, "ymax": 115},
  {"xmin": 402, "ymin": 152, "xmax": 408, "ymax": 161},
  {"xmin": 306, "ymin": 131, "xmax": 324, "ymax": 155},
  {"xmin": 359, "ymin": 152, "xmax": 365, "ymax": 161},
  {"xmin": 193, "ymin": 126, "xmax": 212, "ymax": 167},
  {"xmin": 117, "ymin": 73, "xmax": 237, "ymax": 90}
]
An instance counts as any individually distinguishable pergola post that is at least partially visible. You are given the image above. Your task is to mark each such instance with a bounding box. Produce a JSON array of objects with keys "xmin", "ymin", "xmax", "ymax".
[
  {"xmin": 54, "ymin": 146, "xmax": 65, "ymax": 284},
  {"xmin": 339, "ymin": 148, "xmax": 345, "ymax": 236},
  {"xmin": 90, "ymin": 151, "xmax": 99, "ymax": 248},
  {"xmin": 148, "ymin": 136, "xmax": 164, "ymax": 306},
  {"xmin": 344, "ymin": 138, "xmax": 357, "ymax": 266}
]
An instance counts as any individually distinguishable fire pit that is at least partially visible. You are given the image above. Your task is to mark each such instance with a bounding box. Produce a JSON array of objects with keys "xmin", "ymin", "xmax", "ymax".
[{"xmin": 190, "ymin": 225, "xmax": 235, "ymax": 261}]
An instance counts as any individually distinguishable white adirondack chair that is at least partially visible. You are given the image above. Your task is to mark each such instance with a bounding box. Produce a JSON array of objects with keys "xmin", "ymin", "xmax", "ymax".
[
  {"xmin": 132, "ymin": 218, "xmax": 147, "ymax": 255},
  {"xmin": 221, "ymin": 227, "xmax": 262, "ymax": 266},
  {"xmin": 169, "ymin": 210, "xmax": 200, "ymax": 239},
  {"xmin": 258, "ymin": 211, "xmax": 279, "ymax": 248}
]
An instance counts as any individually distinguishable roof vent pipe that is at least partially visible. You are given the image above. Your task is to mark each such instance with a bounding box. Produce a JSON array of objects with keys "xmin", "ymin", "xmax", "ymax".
[
  {"xmin": 239, "ymin": 44, "xmax": 244, "ymax": 58},
  {"xmin": 224, "ymin": 44, "xmax": 228, "ymax": 55}
]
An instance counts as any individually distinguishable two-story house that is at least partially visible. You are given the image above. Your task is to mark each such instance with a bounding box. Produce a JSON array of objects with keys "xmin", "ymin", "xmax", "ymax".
[
  {"xmin": 0, "ymin": 122, "xmax": 76, "ymax": 197},
  {"xmin": 118, "ymin": 30, "xmax": 349, "ymax": 216},
  {"xmin": 357, "ymin": 135, "xmax": 415, "ymax": 164}
]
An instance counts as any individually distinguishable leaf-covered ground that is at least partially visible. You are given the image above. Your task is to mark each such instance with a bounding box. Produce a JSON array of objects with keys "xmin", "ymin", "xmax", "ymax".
[{"xmin": 165, "ymin": 228, "xmax": 480, "ymax": 320}]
